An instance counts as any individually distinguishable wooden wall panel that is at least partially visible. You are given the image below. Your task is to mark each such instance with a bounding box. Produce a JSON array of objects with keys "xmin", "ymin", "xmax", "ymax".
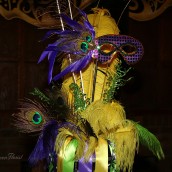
[
  {"xmin": 157, "ymin": 67, "xmax": 172, "ymax": 109},
  {"xmin": 0, "ymin": 17, "xmax": 46, "ymax": 172},
  {"xmin": 23, "ymin": 24, "xmax": 46, "ymax": 62},
  {"xmin": 0, "ymin": 17, "xmax": 19, "ymax": 60},
  {"xmin": 0, "ymin": 62, "xmax": 18, "ymax": 110},
  {"xmin": 122, "ymin": 8, "xmax": 172, "ymax": 112},
  {"xmin": 121, "ymin": 65, "xmax": 158, "ymax": 110},
  {"xmin": 24, "ymin": 63, "xmax": 48, "ymax": 95},
  {"xmin": 124, "ymin": 7, "xmax": 172, "ymax": 172}
]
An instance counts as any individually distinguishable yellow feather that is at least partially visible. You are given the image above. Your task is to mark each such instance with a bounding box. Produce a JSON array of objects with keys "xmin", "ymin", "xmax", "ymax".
[
  {"xmin": 87, "ymin": 8, "xmax": 120, "ymax": 38},
  {"xmin": 55, "ymin": 128, "xmax": 74, "ymax": 154},
  {"xmin": 55, "ymin": 127, "xmax": 87, "ymax": 160},
  {"xmin": 111, "ymin": 121, "xmax": 139, "ymax": 172},
  {"xmin": 80, "ymin": 100, "xmax": 126, "ymax": 136},
  {"xmin": 80, "ymin": 100, "xmax": 139, "ymax": 171},
  {"xmin": 84, "ymin": 136, "xmax": 98, "ymax": 161}
]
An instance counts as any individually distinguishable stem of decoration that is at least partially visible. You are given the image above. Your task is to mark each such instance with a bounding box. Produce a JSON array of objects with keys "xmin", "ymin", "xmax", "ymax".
[{"xmin": 91, "ymin": 59, "xmax": 98, "ymax": 102}]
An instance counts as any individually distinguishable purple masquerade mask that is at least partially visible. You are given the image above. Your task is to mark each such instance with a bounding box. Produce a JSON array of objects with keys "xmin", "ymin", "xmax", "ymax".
[
  {"xmin": 38, "ymin": 10, "xmax": 144, "ymax": 83},
  {"xmin": 97, "ymin": 34, "xmax": 144, "ymax": 64}
]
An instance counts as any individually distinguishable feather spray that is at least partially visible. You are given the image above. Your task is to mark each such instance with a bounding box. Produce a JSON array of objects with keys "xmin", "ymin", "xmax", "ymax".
[
  {"xmin": 30, "ymin": 87, "xmax": 70, "ymax": 120},
  {"xmin": 62, "ymin": 8, "xmax": 120, "ymax": 107},
  {"xmin": 80, "ymin": 100, "xmax": 139, "ymax": 172},
  {"xmin": 134, "ymin": 122, "xmax": 165, "ymax": 159},
  {"xmin": 38, "ymin": 10, "xmax": 96, "ymax": 83},
  {"xmin": 55, "ymin": 124, "xmax": 87, "ymax": 160}
]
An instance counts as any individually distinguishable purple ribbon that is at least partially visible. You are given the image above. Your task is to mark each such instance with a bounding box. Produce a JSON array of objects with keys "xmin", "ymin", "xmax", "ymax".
[{"xmin": 78, "ymin": 153, "xmax": 95, "ymax": 172}]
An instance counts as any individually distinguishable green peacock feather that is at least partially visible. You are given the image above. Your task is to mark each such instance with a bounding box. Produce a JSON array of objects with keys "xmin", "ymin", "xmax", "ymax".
[{"xmin": 30, "ymin": 87, "xmax": 70, "ymax": 120}]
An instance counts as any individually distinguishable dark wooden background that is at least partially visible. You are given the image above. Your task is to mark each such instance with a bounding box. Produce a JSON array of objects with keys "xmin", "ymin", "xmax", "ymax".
[{"xmin": 0, "ymin": 1, "xmax": 172, "ymax": 172}]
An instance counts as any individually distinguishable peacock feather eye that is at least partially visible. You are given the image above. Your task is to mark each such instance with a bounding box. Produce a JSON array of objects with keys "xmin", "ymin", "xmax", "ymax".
[
  {"xmin": 86, "ymin": 35, "xmax": 92, "ymax": 43},
  {"xmin": 32, "ymin": 112, "xmax": 43, "ymax": 125},
  {"xmin": 81, "ymin": 42, "xmax": 88, "ymax": 53}
]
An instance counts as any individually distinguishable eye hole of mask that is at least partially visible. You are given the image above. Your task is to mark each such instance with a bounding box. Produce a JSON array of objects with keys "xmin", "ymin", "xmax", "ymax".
[
  {"xmin": 99, "ymin": 43, "xmax": 116, "ymax": 55},
  {"xmin": 120, "ymin": 43, "xmax": 137, "ymax": 55}
]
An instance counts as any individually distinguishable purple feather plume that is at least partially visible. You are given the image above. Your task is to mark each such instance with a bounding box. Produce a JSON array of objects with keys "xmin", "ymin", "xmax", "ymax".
[
  {"xmin": 53, "ymin": 52, "xmax": 92, "ymax": 81},
  {"xmin": 29, "ymin": 120, "xmax": 82, "ymax": 166},
  {"xmin": 28, "ymin": 120, "xmax": 59, "ymax": 166},
  {"xmin": 60, "ymin": 13, "xmax": 84, "ymax": 31},
  {"xmin": 38, "ymin": 10, "xmax": 95, "ymax": 84}
]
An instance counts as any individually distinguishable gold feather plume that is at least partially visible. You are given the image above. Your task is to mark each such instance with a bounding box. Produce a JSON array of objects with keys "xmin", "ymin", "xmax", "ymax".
[{"xmin": 80, "ymin": 100, "xmax": 139, "ymax": 172}]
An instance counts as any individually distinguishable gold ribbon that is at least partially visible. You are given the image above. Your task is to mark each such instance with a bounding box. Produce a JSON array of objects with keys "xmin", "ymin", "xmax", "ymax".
[{"xmin": 95, "ymin": 138, "xmax": 108, "ymax": 172}]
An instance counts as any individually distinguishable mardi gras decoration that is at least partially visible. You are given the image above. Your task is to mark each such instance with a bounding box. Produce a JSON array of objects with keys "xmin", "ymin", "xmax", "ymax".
[
  {"xmin": 38, "ymin": 10, "xmax": 143, "ymax": 83},
  {"xmin": 13, "ymin": 1, "xmax": 164, "ymax": 172}
]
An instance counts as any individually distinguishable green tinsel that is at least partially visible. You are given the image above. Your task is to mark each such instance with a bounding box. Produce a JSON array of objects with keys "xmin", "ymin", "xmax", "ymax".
[
  {"xmin": 103, "ymin": 62, "xmax": 132, "ymax": 103},
  {"xmin": 69, "ymin": 83, "xmax": 90, "ymax": 113},
  {"xmin": 30, "ymin": 88, "xmax": 50, "ymax": 104}
]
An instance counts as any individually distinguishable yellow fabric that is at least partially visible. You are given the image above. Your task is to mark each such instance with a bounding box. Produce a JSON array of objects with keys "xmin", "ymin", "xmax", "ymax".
[
  {"xmin": 95, "ymin": 138, "xmax": 108, "ymax": 172},
  {"xmin": 62, "ymin": 57, "xmax": 119, "ymax": 107}
]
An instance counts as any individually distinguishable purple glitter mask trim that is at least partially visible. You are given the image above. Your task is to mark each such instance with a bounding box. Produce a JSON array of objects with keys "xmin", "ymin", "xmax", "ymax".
[{"xmin": 97, "ymin": 34, "xmax": 144, "ymax": 64}]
